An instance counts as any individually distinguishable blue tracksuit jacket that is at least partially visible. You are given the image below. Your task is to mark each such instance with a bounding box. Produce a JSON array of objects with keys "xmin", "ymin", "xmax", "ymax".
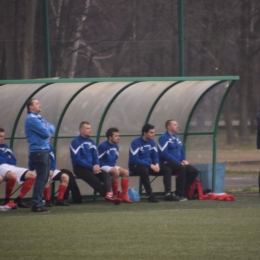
[
  {"xmin": 70, "ymin": 135, "xmax": 99, "ymax": 170},
  {"xmin": 0, "ymin": 144, "xmax": 17, "ymax": 165},
  {"xmin": 98, "ymin": 141, "xmax": 119, "ymax": 167},
  {"xmin": 128, "ymin": 136, "xmax": 159, "ymax": 168},
  {"xmin": 25, "ymin": 112, "xmax": 55, "ymax": 152},
  {"xmin": 157, "ymin": 132, "xmax": 186, "ymax": 163}
]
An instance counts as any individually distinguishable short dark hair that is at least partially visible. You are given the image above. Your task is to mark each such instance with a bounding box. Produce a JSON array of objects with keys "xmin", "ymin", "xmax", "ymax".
[
  {"xmin": 26, "ymin": 98, "xmax": 36, "ymax": 112},
  {"xmin": 0, "ymin": 127, "xmax": 5, "ymax": 132},
  {"xmin": 106, "ymin": 127, "xmax": 119, "ymax": 139},
  {"xmin": 165, "ymin": 119, "xmax": 174, "ymax": 129},
  {"xmin": 142, "ymin": 124, "xmax": 154, "ymax": 135},
  {"xmin": 79, "ymin": 121, "xmax": 90, "ymax": 130}
]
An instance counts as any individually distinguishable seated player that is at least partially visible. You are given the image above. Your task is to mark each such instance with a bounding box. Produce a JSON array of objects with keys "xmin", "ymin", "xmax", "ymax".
[
  {"xmin": 70, "ymin": 122, "xmax": 121, "ymax": 205},
  {"xmin": 0, "ymin": 127, "xmax": 36, "ymax": 208},
  {"xmin": 98, "ymin": 127, "xmax": 132, "ymax": 203}
]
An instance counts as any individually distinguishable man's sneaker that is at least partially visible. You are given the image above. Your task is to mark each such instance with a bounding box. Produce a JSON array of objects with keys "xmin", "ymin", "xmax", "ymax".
[
  {"xmin": 5, "ymin": 200, "xmax": 18, "ymax": 209},
  {"xmin": 45, "ymin": 200, "xmax": 53, "ymax": 207},
  {"xmin": 17, "ymin": 202, "xmax": 31, "ymax": 208},
  {"xmin": 164, "ymin": 194, "xmax": 180, "ymax": 202},
  {"xmin": 55, "ymin": 200, "xmax": 70, "ymax": 206},
  {"xmin": 105, "ymin": 194, "xmax": 122, "ymax": 205},
  {"xmin": 31, "ymin": 206, "xmax": 50, "ymax": 213},
  {"xmin": 178, "ymin": 196, "xmax": 187, "ymax": 202},
  {"xmin": 148, "ymin": 194, "xmax": 159, "ymax": 203}
]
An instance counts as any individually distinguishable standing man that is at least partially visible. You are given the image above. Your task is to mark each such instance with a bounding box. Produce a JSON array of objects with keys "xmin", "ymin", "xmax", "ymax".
[
  {"xmin": 29, "ymin": 144, "xmax": 82, "ymax": 207},
  {"xmin": 129, "ymin": 123, "xmax": 179, "ymax": 203},
  {"xmin": 158, "ymin": 120, "xmax": 198, "ymax": 198},
  {"xmin": 98, "ymin": 127, "xmax": 133, "ymax": 203},
  {"xmin": 0, "ymin": 127, "xmax": 36, "ymax": 208},
  {"xmin": 70, "ymin": 122, "xmax": 121, "ymax": 205},
  {"xmin": 25, "ymin": 98, "xmax": 55, "ymax": 213}
]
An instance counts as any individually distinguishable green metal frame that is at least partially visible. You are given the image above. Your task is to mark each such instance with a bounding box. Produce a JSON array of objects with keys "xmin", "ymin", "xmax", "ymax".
[
  {"xmin": 212, "ymin": 80, "xmax": 236, "ymax": 191},
  {"xmin": 52, "ymin": 82, "xmax": 96, "ymax": 150},
  {"xmin": 51, "ymin": 82, "xmax": 96, "ymax": 200},
  {"xmin": 181, "ymin": 80, "xmax": 230, "ymax": 192},
  {"xmin": 96, "ymin": 82, "xmax": 139, "ymax": 145},
  {"xmin": 0, "ymin": 76, "xmax": 239, "ymax": 85},
  {"xmin": 0, "ymin": 76, "xmax": 239, "ymax": 198},
  {"xmin": 144, "ymin": 81, "xmax": 182, "ymax": 124}
]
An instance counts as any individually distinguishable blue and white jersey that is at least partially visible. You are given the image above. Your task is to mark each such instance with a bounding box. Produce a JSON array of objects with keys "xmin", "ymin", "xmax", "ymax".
[
  {"xmin": 25, "ymin": 112, "xmax": 55, "ymax": 152},
  {"xmin": 98, "ymin": 141, "xmax": 119, "ymax": 167},
  {"xmin": 158, "ymin": 132, "xmax": 186, "ymax": 163},
  {"xmin": 128, "ymin": 136, "xmax": 159, "ymax": 168},
  {"xmin": 0, "ymin": 144, "xmax": 17, "ymax": 165},
  {"xmin": 70, "ymin": 135, "xmax": 99, "ymax": 170}
]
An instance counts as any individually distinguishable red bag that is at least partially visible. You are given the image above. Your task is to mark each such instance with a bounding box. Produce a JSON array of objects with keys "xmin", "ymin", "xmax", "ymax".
[
  {"xmin": 186, "ymin": 179, "xmax": 235, "ymax": 201},
  {"xmin": 186, "ymin": 179, "xmax": 204, "ymax": 200}
]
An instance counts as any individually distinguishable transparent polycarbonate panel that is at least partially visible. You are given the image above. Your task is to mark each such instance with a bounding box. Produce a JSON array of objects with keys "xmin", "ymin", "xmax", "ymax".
[
  {"xmin": 149, "ymin": 81, "xmax": 219, "ymax": 134},
  {"xmin": 185, "ymin": 135, "xmax": 213, "ymax": 164},
  {"xmin": 101, "ymin": 82, "xmax": 175, "ymax": 135},
  {"xmin": 187, "ymin": 81, "xmax": 230, "ymax": 133},
  {"xmin": 15, "ymin": 83, "xmax": 89, "ymax": 137},
  {"xmin": 12, "ymin": 139, "xmax": 29, "ymax": 168},
  {"xmin": 0, "ymin": 84, "xmax": 44, "ymax": 137},
  {"xmin": 55, "ymin": 136, "xmax": 97, "ymax": 171},
  {"xmin": 60, "ymin": 82, "xmax": 131, "ymax": 137}
]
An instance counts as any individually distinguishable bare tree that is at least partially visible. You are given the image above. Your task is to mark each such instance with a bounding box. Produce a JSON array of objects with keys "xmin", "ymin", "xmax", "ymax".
[{"xmin": 22, "ymin": 0, "xmax": 38, "ymax": 78}]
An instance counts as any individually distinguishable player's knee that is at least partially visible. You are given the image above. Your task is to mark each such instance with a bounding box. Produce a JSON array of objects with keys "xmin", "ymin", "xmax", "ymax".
[
  {"xmin": 109, "ymin": 168, "xmax": 120, "ymax": 178},
  {"xmin": 6, "ymin": 171, "xmax": 17, "ymax": 180},
  {"xmin": 26, "ymin": 170, "xmax": 36, "ymax": 179},
  {"xmin": 120, "ymin": 169, "xmax": 129, "ymax": 178},
  {"xmin": 61, "ymin": 173, "xmax": 69, "ymax": 183}
]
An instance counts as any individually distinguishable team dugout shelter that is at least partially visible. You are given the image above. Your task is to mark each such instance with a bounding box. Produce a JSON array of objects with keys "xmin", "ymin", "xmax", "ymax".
[{"xmin": 0, "ymin": 76, "xmax": 239, "ymax": 197}]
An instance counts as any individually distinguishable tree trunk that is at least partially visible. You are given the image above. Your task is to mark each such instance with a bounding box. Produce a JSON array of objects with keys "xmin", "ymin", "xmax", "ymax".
[
  {"xmin": 238, "ymin": 0, "xmax": 250, "ymax": 140},
  {"xmin": 22, "ymin": 0, "xmax": 38, "ymax": 79},
  {"xmin": 2, "ymin": 1, "xmax": 15, "ymax": 79}
]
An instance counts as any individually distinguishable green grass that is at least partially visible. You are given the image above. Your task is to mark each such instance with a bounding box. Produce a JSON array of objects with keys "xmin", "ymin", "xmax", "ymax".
[
  {"xmin": 225, "ymin": 187, "xmax": 259, "ymax": 193},
  {"xmin": 1, "ymin": 195, "xmax": 260, "ymax": 260}
]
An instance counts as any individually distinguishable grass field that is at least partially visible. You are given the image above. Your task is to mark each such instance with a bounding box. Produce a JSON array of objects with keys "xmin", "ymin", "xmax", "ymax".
[{"xmin": 1, "ymin": 195, "xmax": 260, "ymax": 260}]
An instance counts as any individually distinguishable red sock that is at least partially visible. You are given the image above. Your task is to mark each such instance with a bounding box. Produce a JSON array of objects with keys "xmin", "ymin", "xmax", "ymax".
[
  {"xmin": 57, "ymin": 184, "xmax": 67, "ymax": 201},
  {"xmin": 112, "ymin": 181, "xmax": 118, "ymax": 196},
  {"xmin": 121, "ymin": 178, "xmax": 129, "ymax": 197},
  {"xmin": 44, "ymin": 187, "xmax": 51, "ymax": 201},
  {"xmin": 18, "ymin": 178, "xmax": 35, "ymax": 198},
  {"xmin": 5, "ymin": 178, "xmax": 16, "ymax": 200}
]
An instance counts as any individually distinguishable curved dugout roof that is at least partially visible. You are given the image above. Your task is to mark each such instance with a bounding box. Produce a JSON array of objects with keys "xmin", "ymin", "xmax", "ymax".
[{"xmin": 0, "ymin": 77, "xmax": 239, "ymax": 190}]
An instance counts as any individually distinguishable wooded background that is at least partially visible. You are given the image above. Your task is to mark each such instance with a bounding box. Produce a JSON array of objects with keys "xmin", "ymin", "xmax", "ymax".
[{"xmin": 1, "ymin": 0, "xmax": 260, "ymax": 146}]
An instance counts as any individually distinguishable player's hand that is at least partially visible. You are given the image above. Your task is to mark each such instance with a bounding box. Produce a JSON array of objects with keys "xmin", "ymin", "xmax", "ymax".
[
  {"xmin": 151, "ymin": 164, "xmax": 160, "ymax": 173},
  {"xmin": 93, "ymin": 165, "xmax": 101, "ymax": 174},
  {"xmin": 182, "ymin": 160, "xmax": 189, "ymax": 165}
]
